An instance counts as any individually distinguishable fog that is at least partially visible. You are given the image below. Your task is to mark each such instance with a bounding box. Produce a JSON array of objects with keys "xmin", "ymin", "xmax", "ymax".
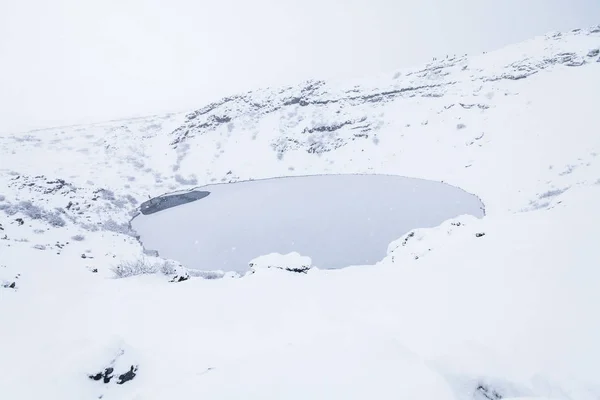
[{"xmin": 1, "ymin": 0, "xmax": 598, "ymax": 133}]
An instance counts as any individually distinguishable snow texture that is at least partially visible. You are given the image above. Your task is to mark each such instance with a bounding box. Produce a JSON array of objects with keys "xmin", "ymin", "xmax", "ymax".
[
  {"xmin": 249, "ymin": 251, "xmax": 312, "ymax": 273},
  {"xmin": 1, "ymin": 24, "xmax": 600, "ymax": 400}
]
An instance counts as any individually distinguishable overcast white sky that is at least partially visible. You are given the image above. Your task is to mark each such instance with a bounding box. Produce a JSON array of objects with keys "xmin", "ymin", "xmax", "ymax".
[{"xmin": 1, "ymin": 0, "xmax": 598, "ymax": 133}]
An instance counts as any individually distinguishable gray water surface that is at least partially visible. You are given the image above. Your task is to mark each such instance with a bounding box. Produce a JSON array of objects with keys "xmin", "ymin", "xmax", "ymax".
[{"xmin": 131, "ymin": 174, "xmax": 484, "ymax": 272}]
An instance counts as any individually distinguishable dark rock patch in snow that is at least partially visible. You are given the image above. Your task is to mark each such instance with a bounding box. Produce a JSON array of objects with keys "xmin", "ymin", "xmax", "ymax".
[
  {"xmin": 89, "ymin": 367, "xmax": 114, "ymax": 384},
  {"xmin": 1, "ymin": 281, "xmax": 16, "ymax": 289},
  {"xmin": 117, "ymin": 365, "xmax": 138, "ymax": 385},
  {"xmin": 169, "ymin": 273, "xmax": 190, "ymax": 283},
  {"xmin": 88, "ymin": 346, "xmax": 139, "ymax": 392},
  {"xmin": 475, "ymin": 384, "xmax": 503, "ymax": 400},
  {"xmin": 88, "ymin": 365, "xmax": 138, "ymax": 385}
]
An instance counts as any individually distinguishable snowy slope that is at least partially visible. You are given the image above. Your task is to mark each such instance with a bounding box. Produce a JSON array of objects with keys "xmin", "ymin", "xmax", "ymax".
[{"xmin": 1, "ymin": 25, "xmax": 600, "ymax": 400}]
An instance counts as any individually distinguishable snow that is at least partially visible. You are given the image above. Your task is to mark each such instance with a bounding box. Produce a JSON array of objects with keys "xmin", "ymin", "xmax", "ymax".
[
  {"xmin": 249, "ymin": 251, "xmax": 312, "ymax": 273},
  {"xmin": 131, "ymin": 174, "xmax": 484, "ymax": 272},
  {"xmin": 1, "ymin": 24, "xmax": 600, "ymax": 400}
]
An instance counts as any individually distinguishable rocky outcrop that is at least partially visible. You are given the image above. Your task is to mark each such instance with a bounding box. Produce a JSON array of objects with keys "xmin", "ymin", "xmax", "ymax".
[{"xmin": 167, "ymin": 25, "xmax": 600, "ymax": 163}]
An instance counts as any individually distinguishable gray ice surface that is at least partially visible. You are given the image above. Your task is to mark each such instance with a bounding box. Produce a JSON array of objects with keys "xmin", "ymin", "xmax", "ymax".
[
  {"xmin": 131, "ymin": 175, "xmax": 484, "ymax": 272},
  {"xmin": 140, "ymin": 190, "xmax": 210, "ymax": 215}
]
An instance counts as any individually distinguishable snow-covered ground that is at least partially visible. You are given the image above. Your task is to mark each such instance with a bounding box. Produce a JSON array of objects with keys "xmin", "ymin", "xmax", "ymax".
[
  {"xmin": 132, "ymin": 174, "xmax": 484, "ymax": 272},
  {"xmin": 1, "ymin": 25, "xmax": 600, "ymax": 400}
]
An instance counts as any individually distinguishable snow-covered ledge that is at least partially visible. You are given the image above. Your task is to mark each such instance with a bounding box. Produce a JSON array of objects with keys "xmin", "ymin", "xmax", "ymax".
[{"xmin": 248, "ymin": 252, "xmax": 313, "ymax": 274}]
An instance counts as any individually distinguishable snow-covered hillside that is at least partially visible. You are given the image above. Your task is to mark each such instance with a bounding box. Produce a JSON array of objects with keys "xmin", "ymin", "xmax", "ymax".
[{"xmin": 1, "ymin": 25, "xmax": 599, "ymax": 400}]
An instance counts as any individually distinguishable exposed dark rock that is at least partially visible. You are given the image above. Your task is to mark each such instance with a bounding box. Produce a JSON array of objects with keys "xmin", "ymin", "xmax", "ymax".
[
  {"xmin": 89, "ymin": 360, "xmax": 137, "ymax": 386},
  {"xmin": 89, "ymin": 372, "xmax": 102, "ymax": 381},
  {"xmin": 402, "ymin": 231, "xmax": 415, "ymax": 246},
  {"xmin": 2, "ymin": 282, "xmax": 16, "ymax": 289},
  {"xmin": 44, "ymin": 179, "xmax": 68, "ymax": 194},
  {"xmin": 284, "ymin": 266, "xmax": 310, "ymax": 274},
  {"xmin": 103, "ymin": 368, "xmax": 114, "ymax": 383},
  {"xmin": 476, "ymin": 384, "xmax": 503, "ymax": 400},
  {"xmin": 475, "ymin": 232, "xmax": 486, "ymax": 238},
  {"xmin": 88, "ymin": 367, "xmax": 114, "ymax": 383},
  {"xmin": 170, "ymin": 274, "xmax": 190, "ymax": 283},
  {"xmin": 117, "ymin": 366, "xmax": 138, "ymax": 385}
]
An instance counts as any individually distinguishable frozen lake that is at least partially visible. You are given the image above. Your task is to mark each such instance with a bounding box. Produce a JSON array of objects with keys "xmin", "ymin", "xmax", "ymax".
[{"xmin": 131, "ymin": 174, "xmax": 485, "ymax": 272}]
